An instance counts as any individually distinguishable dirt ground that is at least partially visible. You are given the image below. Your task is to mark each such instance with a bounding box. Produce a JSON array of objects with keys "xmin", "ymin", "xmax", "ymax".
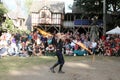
[{"xmin": 1, "ymin": 56, "xmax": 120, "ymax": 80}]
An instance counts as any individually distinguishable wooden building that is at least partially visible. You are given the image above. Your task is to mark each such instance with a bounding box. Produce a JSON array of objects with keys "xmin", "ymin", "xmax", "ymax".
[{"xmin": 30, "ymin": 0, "xmax": 65, "ymax": 32}]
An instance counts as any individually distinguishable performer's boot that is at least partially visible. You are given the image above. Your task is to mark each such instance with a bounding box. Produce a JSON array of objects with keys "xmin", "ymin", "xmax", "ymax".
[
  {"xmin": 50, "ymin": 63, "xmax": 58, "ymax": 73},
  {"xmin": 58, "ymin": 64, "xmax": 65, "ymax": 73}
]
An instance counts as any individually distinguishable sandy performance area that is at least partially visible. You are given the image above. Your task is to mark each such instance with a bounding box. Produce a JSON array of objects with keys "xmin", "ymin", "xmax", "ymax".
[{"xmin": 1, "ymin": 56, "xmax": 120, "ymax": 80}]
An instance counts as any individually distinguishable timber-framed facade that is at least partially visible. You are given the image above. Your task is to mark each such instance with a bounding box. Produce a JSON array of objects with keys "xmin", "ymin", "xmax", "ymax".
[{"xmin": 30, "ymin": 0, "xmax": 65, "ymax": 32}]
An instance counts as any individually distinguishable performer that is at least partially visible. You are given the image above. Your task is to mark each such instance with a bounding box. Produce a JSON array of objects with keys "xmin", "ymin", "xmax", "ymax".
[{"xmin": 50, "ymin": 38, "xmax": 65, "ymax": 73}]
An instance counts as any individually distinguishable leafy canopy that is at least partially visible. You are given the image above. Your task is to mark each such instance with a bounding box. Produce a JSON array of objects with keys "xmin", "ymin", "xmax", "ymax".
[
  {"xmin": 0, "ymin": 3, "xmax": 7, "ymax": 22},
  {"xmin": 75, "ymin": 0, "xmax": 120, "ymax": 14}
]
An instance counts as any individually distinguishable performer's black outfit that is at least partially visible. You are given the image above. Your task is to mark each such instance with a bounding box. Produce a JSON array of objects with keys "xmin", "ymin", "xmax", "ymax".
[{"xmin": 50, "ymin": 39, "xmax": 65, "ymax": 73}]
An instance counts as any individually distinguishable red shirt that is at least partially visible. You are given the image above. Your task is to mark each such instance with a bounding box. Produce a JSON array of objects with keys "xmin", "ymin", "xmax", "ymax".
[
  {"xmin": 33, "ymin": 32, "xmax": 38, "ymax": 41},
  {"xmin": 101, "ymin": 35, "xmax": 106, "ymax": 41}
]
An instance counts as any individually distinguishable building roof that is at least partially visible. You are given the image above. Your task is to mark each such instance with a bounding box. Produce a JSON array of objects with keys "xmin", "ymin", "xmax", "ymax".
[
  {"xmin": 7, "ymin": 8, "xmax": 26, "ymax": 20},
  {"xmin": 30, "ymin": 0, "xmax": 65, "ymax": 13}
]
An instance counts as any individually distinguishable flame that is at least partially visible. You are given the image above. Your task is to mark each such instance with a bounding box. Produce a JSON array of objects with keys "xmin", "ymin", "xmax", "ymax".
[
  {"xmin": 73, "ymin": 41, "xmax": 92, "ymax": 54},
  {"xmin": 37, "ymin": 28, "xmax": 53, "ymax": 37}
]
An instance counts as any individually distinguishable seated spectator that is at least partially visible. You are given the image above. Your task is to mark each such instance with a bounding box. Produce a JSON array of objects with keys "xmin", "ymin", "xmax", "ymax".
[
  {"xmin": 27, "ymin": 43, "xmax": 33, "ymax": 57},
  {"xmin": 117, "ymin": 48, "xmax": 120, "ymax": 56},
  {"xmin": 47, "ymin": 36, "xmax": 53, "ymax": 45},
  {"xmin": 64, "ymin": 40, "xmax": 73, "ymax": 56},
  {"xmin": 39, "ymin": 42, "xmax": 45, "ymax": 55},
  {"xmin": 19, "ymin": 48, "xmax": 29, "ymax": 57},
  {"xmin": 33, "ymin": 42, "xmax": 42, "ymax": 56},
  {"xmin": 73, "ymin": 44, "xmax": 87, "ymax": 56},
  {"xmin": 45, "ymin": 44, "xmax": 56, "ymax": 56},
  {"xmin": 46, "ymin": 44, "xmax": 55, "ymax": 53},
  {"xmin": 0, "ymin": 46, "xmax": 8, "ymax": 58},
  {"xmin": 112, "ymin": 43, "xmax": 120, "ymax": 56},
  {"xmin": 95, "ymin": 45, "xmax": 104, "ymax": 56},
  {"xmin": 7, "ymin": 46, "xmax": 16, "ymax": 56},
  {"xmin": 10, "ymin": 35, "xmax": 18, "ymax": 55},
  {"xmin": 90, "ymin": 40, "xmax": 97, "ymax": 54},
  {"xmin": 104, "ymin": 47, "xmax": 112, "ymax": 56}
]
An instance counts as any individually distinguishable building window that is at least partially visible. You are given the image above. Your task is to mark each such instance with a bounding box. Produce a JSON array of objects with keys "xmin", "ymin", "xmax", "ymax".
[{"xmin": 39, "ymin": 8, "xmax": 51, "ymax": 24}]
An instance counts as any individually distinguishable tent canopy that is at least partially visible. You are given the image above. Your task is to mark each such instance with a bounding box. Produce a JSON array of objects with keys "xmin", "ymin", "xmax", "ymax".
[{"xmin": 106, "ymin": 26, "xmax": 120, "ymax": 34}]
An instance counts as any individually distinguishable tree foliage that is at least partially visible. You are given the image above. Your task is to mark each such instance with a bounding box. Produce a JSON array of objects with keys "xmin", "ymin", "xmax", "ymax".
[
  {"xmin": 106, "ymin": 0, "xmax": 120, "ymax": 27},
  {"xmin": 2, "ymin": 17, "xmax": 30, "ymax": 34},
  {"xmin": 75, "ymin": 0, "xmax": 120, "ymax": 14},
  {"xmin": 0, "ymin": 3, "xmax": 7, "ymax": 23},
  {"xmin": 75, "ymin": 0, "xmax": 120, "ymax": 27},
  {"xmin": 76, "ymin": 0, "xmax": 103, "ymax": 14},
  {"xmin": 107, "ymin": 0, "xmax": 120, "ymax": 13},
  {"xmin": 25, "ymin": 0, "xmax": 33, "ymax": 14},
  {"xmin": 1, "ymin": 18, "xmax": 15, "ymax": 32}
]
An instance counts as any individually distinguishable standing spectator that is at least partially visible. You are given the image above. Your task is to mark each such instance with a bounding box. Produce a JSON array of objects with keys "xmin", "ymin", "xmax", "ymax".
[
  {"xmin": 27, "ymin": 32, "xmax": 33, "ymax": 41},
  {"xmin": 32, "ymin": 31, "xmax": 38, "ymax": 43}
]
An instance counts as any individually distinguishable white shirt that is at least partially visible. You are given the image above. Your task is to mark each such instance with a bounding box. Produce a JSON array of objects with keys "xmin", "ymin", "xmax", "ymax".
[{"xmin": 91, "ymin": 42, "xmax": 97, "ymax": 48}]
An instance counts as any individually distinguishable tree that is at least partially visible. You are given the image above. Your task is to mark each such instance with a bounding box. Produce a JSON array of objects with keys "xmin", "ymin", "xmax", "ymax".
[
  {"xmin": 75, "ymin": 0, "xmax": 120, "ymax": 34},
  {"xmin": 106, "ymin": 0, "xmax": 120, "ymax": 27},
  {"xmin": 75, "ymin": 0, "xmax": 120, "ymax": 23},
  {"xmin": 75, "ymin": 0, "xmax": 103, "ymax": 40},
  {"xmin": 1, "ymin": 17, "xmax": 15, "ymax": 32},
  {"xmin": 25, "ymin": 0, "xmax": 33, "ymax": 14},
  {"xmin": 107, "ymin": 0, "xmax": 120, "ymax": 13},
  {"xmin": 2, "ymin": 17, "xmax": 30, "ymax": 34},
  {"xmin": 0, "ymin": 3, "xmax": 7, "ymax": 24},
  {"xmin": 75, "ymin": 0, "xmax": 103, "ymax": 14},
  {"xmin": 75, "ymin": 0, "xmax": 120, "ymax": 14}
]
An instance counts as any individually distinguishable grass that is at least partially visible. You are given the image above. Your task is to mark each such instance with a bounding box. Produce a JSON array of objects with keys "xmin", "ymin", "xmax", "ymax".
[
  {"xmin": 0, "ymin": 56, "xmax": 56, "ymax": 73},
  {"xmin": 0, "ymin": 55, "xmax": 119, "ymax": 73}
]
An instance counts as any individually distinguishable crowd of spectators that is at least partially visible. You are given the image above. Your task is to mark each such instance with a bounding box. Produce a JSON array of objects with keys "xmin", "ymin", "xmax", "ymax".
[{"xmin": 0, "ymin": 30, "xmax": 120, "ymax": 58}]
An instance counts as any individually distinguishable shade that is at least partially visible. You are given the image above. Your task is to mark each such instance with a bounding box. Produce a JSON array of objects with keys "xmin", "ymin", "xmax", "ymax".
[{"xmin": 106, "ymin": 26, "xmax": 120, "ymax": 34}]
